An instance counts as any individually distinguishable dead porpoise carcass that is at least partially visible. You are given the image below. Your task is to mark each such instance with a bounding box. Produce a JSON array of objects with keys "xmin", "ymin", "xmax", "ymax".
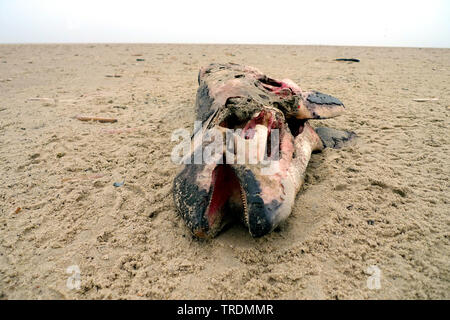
[{"xmin": 173, "ymin": 63, "xmax": 355, "ymax": 239}]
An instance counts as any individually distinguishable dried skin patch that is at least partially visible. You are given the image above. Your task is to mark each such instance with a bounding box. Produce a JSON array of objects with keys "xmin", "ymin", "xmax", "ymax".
[{"xmin": 0, "ymin": 44, "xmax": 449, "ymax": 299}]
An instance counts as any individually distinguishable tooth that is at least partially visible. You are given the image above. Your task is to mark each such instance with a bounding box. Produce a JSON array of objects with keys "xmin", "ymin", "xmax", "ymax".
[{"xmin": 240, "ymin": 184, "xmax": 249, "ymax": 226}]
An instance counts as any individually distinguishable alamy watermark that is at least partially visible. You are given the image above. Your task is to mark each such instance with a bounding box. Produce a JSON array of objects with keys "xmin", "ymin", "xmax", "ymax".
[
  {"xmin": 171, "ymin": 121, "xmax": 281, "ymax": 175},
  {"xmin": 66, "ymin": 265, "xmax": 81, "ymax": 290},
  {"xmin": 366, "ymin": 265, "xmax": 381, "ymax": 290}
]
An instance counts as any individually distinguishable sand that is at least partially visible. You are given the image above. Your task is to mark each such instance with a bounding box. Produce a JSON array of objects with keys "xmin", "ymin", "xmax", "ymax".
[{"xmin": 0, "ymin": 44, "xmax": 448, "ymax": 299}]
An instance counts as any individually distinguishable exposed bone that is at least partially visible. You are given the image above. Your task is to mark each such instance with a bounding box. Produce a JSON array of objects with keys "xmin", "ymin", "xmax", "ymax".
[
  {"xmin": 255, "ymin": 124, "xmax": 269, "ymax": 163},
  {"xmin": 234, "ymin": 124, "xmax": 269, "ymax": 165}
]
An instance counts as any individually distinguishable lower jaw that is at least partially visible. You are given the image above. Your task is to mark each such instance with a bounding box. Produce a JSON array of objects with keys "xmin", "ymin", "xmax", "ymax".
[{"xmin": 205, "ymin": 164, "xmax": 247, "ymax": 235}]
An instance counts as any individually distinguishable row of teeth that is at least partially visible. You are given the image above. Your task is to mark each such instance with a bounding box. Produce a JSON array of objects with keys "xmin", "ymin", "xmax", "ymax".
[{"xmin": 240, "ymin": 184, "xmax": 249, "ymax": 226}]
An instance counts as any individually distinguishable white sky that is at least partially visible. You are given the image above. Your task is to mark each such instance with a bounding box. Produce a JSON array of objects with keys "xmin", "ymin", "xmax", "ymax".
[{"xmin": 0, "ymin": 0, "xmax": 449, "ymax": 47}]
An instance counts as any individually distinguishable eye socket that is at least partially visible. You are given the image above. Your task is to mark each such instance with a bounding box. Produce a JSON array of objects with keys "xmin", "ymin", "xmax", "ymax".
[{"xmin": 219, "ymin": 113, "xmax": 248, "ymax": 130}]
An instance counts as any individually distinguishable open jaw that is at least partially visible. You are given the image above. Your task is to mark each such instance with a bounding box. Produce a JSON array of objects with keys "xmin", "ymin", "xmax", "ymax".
[
  {"xmin": 172, "ymin": 108, "xmax": 302, "ymax": 239},
  {"xmin": 195, "ymin": 109, "xmax": 296, "ymax": 238},
  {"xmin": 204, "ymin": 164, "xmax": 248, "ymax": 237}
]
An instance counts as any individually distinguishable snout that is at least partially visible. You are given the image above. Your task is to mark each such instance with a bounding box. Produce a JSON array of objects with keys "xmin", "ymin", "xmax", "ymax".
[{"xmin": 173, "ymin": 163, "xmax": 213, "ymax": 238}]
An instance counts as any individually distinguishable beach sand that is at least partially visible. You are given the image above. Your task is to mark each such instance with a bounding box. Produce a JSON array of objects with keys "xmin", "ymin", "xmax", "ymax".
[{"xmin": 0, "ymin": 44, "xmax": 448, "ymax": 299}]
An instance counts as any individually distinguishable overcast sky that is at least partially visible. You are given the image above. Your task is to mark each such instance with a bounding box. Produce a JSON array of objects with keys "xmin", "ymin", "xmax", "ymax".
[{"xmin": 0, "ymin": 0, "xmax": 449, "ymax": 47}]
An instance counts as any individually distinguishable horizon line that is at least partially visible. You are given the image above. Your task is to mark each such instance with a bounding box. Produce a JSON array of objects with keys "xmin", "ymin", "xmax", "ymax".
[{"xmin": 0, "ymin": 42, "xmax": 449, "ymax": 49}]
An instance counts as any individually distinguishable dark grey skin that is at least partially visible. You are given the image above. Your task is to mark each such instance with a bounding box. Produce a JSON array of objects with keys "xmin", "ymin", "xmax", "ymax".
[{"xmin": 173, "ymin": 63, "xmax": 355, "ymax": 239}]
